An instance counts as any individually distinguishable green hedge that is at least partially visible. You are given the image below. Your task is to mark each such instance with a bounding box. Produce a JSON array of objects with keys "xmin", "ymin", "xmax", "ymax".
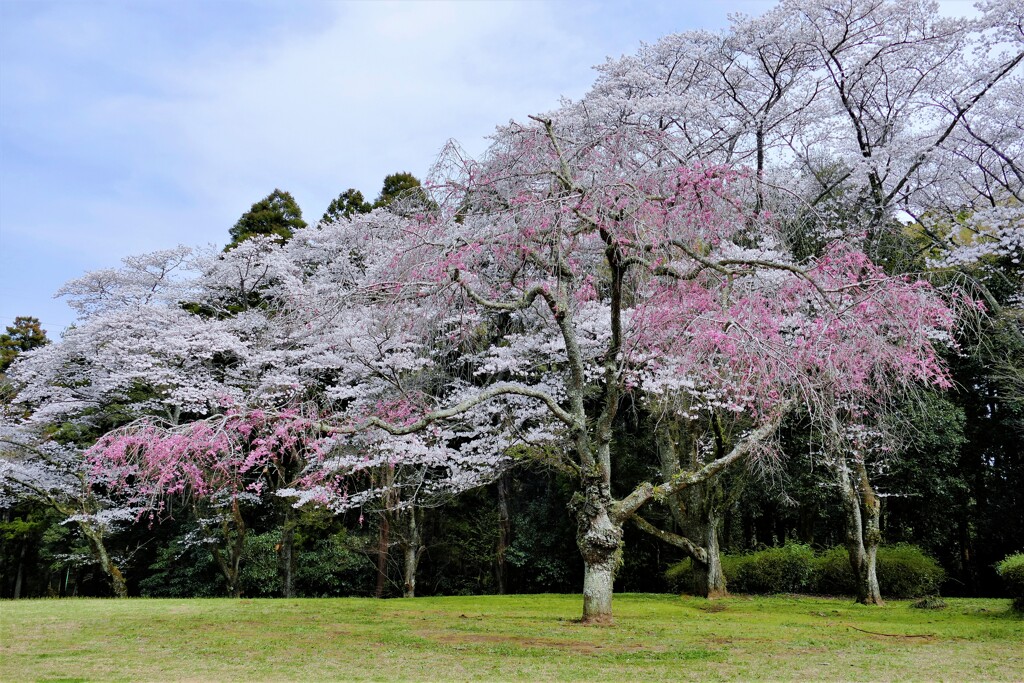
[
  {"xmin": 874, "ymin": 544, "xmax": 945, "ymax": 599},
  {"xmin": 812, "ymin": 546, "xmax": 859, "ymax": 596},
  {"xmin": 730, "ymin": 543, "xmax": 816, "ymax": 594},
  {"xmin": 995, "ymin": 553, "xmax": 1024, "ymax": 611},
  {"xmin": 667, "ymin": 542, "xmax": 944, "ymax": 598}
]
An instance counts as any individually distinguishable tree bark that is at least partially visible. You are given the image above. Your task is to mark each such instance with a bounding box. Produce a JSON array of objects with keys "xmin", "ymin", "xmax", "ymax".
[
  {"xmin": 574, "ymin": 476, "xmax": 622, "ymax": 624},
  {"xmin": 279, "ymin": 506, "xmax": 295, "ymax": 598},
  {"xmin": 401, "ymin": 508, "xmax": 423, "ymax": 598},
  {"xmin": 655, "ymin": 420, "xmax": 728, "ymax": 598},
  {"xmin": 13, "ymin": 542, "xmax": 26, "ymax": 599},
  {"xmin": 81, "ymin": 524, "xmax": 128, "ymax": 598},
  {"xmin": 838, "ymin": 459, "xmax": 883, "ymax": 605},
  {"xmin": 855, "ymin": 459, "xmax": 884, "ymax": 605},
  {"xmin": 699, "ymin": 509, "xmax": 727, "ymax": 599},
  {"xmin": 375, "ymin": 514, "xmax": 390, "ymax": 598},
  {"xmin": 496, "ymin": 473, "xmax": 511, "ymax": 595}
]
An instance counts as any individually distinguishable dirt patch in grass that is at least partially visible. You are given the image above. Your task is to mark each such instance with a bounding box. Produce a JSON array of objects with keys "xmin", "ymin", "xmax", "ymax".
[
  {"xmin": 698, "ymin": 602, "xmax": 728, "ymax": 613},
  {"xmin": 421, "ymin": 630, "xmax": 661, "ymax": 655},
  {"xmin": 840, "ymin": 623, "xmax": 937, "ymax": 642},
  {"xmin": 704, "ymin": 635, "xmax": 771, "ymax": 645}
]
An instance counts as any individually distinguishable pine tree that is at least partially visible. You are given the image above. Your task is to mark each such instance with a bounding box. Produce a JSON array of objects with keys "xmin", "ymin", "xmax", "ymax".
[{"xmin": 227, "ymin": 189, "xmax": 307, "ymax": 249}]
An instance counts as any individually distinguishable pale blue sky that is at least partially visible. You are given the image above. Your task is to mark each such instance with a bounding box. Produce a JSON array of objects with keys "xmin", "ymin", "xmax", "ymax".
[{"xmin": 0, "ymin": 0, "xmax": 974, "ymax": 336}]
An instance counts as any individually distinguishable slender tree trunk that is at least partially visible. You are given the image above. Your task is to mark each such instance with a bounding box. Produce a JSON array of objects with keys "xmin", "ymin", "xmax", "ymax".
[
  {"xmin": 375, "ymin": 514, "xmax": 390, "ymax": 598},
  {"xmin": 574, "ymin": 476, "xmax": 622, "ymax": 624},
  {"xmin": 13, "ymin": 542, "xmax": 26, "ymax": 599},
  {"xmin": 402, "ymin": 508, "xmax": 423, "ymax": 598},
  {"xmin": 855, "ymin": 460, "xmax": 883, "ymax": 605},
  {"xmin": 496, "ymin": 473, "xmax": 511, "ymax": 595},
  {"xmin": 958, "ymin": 517, "xmax": 976, "ymax": 595},
  {"xmin": 798, "ymin": 502, "xmax": 816, "ymax": 545},
  {"xmin": 79, "ymin": 523, "xmax": 127, "ymax": 598},
  {"xmin": 279, "ymin": 506, "xmax": 295, "ymax": 598},
  {"xmin": 755, "ymin": 126, "xmax": 765, "ymax": 214}
]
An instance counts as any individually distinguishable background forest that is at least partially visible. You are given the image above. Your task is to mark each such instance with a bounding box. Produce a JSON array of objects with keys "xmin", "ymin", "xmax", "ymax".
[{"xmin": 1, "ymin": 0, "xmax": 1021, "ymax": 609}]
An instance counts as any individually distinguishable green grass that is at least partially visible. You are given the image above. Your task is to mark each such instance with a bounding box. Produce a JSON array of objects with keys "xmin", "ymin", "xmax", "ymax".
[{"xmin": 1, "ymin": 594, "xmax": 1021, "ymax": 681}]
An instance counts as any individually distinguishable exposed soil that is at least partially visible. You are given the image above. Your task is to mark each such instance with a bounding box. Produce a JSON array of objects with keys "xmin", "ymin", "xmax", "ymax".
[{"xmin": 421, "ymin": 630, "xmax": 661, "ymax": 655}]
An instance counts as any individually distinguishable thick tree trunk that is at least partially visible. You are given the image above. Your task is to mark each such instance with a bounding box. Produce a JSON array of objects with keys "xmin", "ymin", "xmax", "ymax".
[
  {"xmin": 496, "ymin": 473, "xmax": 511, "ymax": 594},
  {"xmin": 698, "ymin": 510, "xmax": 727, "ymax": 598},
  {"xmin": 375, "ymin": 514, "xmax": 390, "ymax": 598},
  {"xmin": 574, "ymin": 478, "xmax": 622, "ymax": 624},
  {"xmin": 582, "ymin": 553, "xmax": 617, "ymax": 623}
]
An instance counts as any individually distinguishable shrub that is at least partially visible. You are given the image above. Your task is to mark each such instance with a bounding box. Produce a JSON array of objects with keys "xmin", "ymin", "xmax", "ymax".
[
  {"xmin": 294, "ymin": 531, "xmax": 371, "ymax": 597},
  {"xmin": 669, "ymin": 543, "xmax": 945, "ymax": 598},
  {"xmin": 239, "ymin": 532, "xmax": 282, "ymax": 597},
  {"xmin": 811, "ymin": 546, "xmax": 858, "ymax": 596},
  {"xmin": 730, "ymin": 543, "xmax": 816, "ymax": 594},
  {"xmin": 876, "ymin": 544, "xmax": 945, "ymax": 599},
  {"xmin": 670, "ymin": 543, "xmax": 817, "ymax": 595},
  {"xmin": 810, "ymin": 544, "xmax": 944, "ymax": 598},
  {"xmin": 665, "ymin": 557, "xmax": 725, "ymax": 594},
  {"xmin": 664, "ymin": 557, "xmax": 697, "ymax": 592},
  {"xmin": 995, "ymin": 553, "xmax": 1024, "ymax": 611}
]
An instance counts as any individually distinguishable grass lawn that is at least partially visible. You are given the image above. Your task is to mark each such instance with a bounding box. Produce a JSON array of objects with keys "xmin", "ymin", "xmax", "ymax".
[{"xmin": 1, "ymin": 593, "xmax": 1021, "ymax": 681}]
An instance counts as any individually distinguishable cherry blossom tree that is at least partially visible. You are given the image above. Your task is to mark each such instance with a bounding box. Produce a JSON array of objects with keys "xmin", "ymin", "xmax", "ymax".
[
  {"xmin": 579, "ymin": 0, "xmax": 1021, "ymax": 606},
  {"xmin": 55, "ymin": 110, "xmax": 956, "ymax": 619},
  {"xmin": 245, "ymin": 113, "xmax": 950, "ymax": 621},
  {"xmin": 87, "ymin": 405, "xmax": 322, "ymax": 597},
  {"xmin": 0, "ymin": 425, "xmax": 137, "ymax": 597}
]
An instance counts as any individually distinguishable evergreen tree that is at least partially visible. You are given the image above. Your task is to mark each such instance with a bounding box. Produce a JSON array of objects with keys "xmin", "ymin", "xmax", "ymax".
[
  {"xmin": 373, "ymin": 172, "xmax": 435, "ymax": 215},
  {"xmin": 0, "ymin": 316, "xmax": 48, "ymax": 373},
  {"xmin": 321, "ymin": 189, "xmax": 372, "ymax": 224},
  {"xmin": 227, "ymin": 189, "xmax": 307, "ymax": 249}
]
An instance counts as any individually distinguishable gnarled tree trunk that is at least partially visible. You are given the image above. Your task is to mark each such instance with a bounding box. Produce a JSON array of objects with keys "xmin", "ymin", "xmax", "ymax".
[
  {"xmin": 855, "ymin": 459, "xmax": 883, "ymax": 605},
  {"xmin": 574, "ymin": 476, "xmax": 622, "ymax": 624},
  {"xmin": 838, "ymin": 459, "xmax": 883, "ymax": 605},
  {"xmin": 698, "ymin": 508, "xmax": 727, "ymax": 599},
  {"xmin": 655, "ymin": 420, "xmax": 728, "ymax": 598}
]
